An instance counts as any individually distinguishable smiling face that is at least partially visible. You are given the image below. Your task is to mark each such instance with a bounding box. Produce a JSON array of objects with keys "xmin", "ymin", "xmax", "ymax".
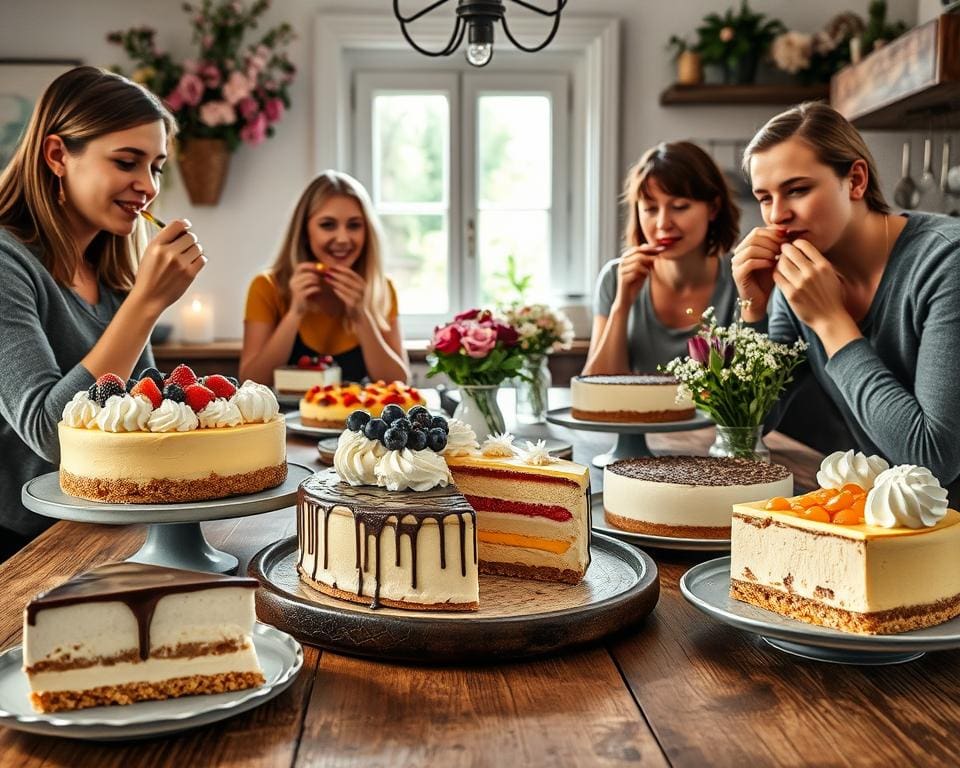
[
  {"xmin": 306, "ymin": 194, "xmax": 367, "ymax": 270},
  {"xmin": 749, "ymin": 137, "xmax": 859, "ymax": 255},
  {"xmin": 61, "ymin": 120, "xmax": 168, "ymax": 240},
  {"xmin": 637, "ymin": 177, "xmax": 715, "ymax": 260}
]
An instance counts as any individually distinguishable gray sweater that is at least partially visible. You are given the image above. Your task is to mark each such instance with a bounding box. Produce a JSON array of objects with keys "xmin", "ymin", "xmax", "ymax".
[
  {"xmin": 768, "ymin": 212, "xmax": 960, "ymax": 494},
  {"xmin": 0, "ymin": 229, "xmax": 153, "ymax": 538},
  {"xmin": 594, "ymin": 254, "xmax": 739, "ymax": 371}
]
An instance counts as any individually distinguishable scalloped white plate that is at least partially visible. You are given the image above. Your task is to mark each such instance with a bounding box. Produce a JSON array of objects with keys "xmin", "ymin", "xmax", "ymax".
[{"xmin": 0, "ymin": 623, "xmax": 302, "ymax": 740}]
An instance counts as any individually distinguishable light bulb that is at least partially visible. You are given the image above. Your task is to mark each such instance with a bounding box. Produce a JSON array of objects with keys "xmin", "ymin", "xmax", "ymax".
[{"xmin": 466, "ymin": 42, "xmax": 493, "ymax": 67}]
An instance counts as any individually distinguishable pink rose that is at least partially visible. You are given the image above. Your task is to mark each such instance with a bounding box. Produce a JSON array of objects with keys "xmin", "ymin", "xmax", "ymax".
[
  {"xmin": 454, "ymin": 308, "xmax": 481, "ymax": 322},
  {"xmin": 222, "ymin": 70, "xmax": 252, "ymax": 105},
  {"xmin": 264, "ymin": 97, "xmax": 285, "ymax": 124},
  {"xmin": 431, "ymin": 324, "xmax": 462, "ymax": 355},
  {"xmin": 238, "ymin": 96, "xmax": 259, "ymax": 122},
  {"xmin": 493, "ymin": 322, "xmax": 519, "ymax": 347},
  {"xmin": 240, "ymin": 112, "xmax": 268, "ymax": 145},
  {"xmin": 199, "ymin": 100, "xmax": 236, "ymax": 127},
  {"xmin": 200, "ymin": 62, "xmax": 222, "ymax": 88},
  {"xmin": 177, "ymin": 73, "xmax": 204, "ymax": 107},
  {"xmin": 460, "ymin": 325, "xmax": 497, "ymax": 358},
  {"xmin": 164, "ymin": 89, "xmax": 184, "ymax": 112}
]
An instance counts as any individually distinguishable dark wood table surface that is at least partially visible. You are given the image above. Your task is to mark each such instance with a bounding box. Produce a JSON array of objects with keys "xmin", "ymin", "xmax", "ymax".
[{"xmin": 2, "ymin": 395, "xmax": 958, "ymax": 767}]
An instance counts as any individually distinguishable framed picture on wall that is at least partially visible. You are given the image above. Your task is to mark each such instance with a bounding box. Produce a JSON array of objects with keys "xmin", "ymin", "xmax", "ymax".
[{"xmin": 0, "ymin": 58, "xmax": 82, "ymax": 170}]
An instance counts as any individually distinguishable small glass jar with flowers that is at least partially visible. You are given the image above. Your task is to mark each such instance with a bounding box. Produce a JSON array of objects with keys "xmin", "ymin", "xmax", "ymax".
[{"xmin": 662, "ymin": 305, "xmax": 807, "ymax": 461}]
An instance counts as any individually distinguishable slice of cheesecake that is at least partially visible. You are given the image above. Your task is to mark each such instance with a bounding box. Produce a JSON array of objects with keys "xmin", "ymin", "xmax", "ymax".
[{"xmin": 23, "ymin": 562, "xmax": 265, "ymax": 712}]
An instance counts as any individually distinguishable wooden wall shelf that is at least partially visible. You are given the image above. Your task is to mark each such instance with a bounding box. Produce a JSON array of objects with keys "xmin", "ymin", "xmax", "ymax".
[
  {"xmin": 831, "ymin": 14, "xmax": 960, "ymax": 130},
  {"xmin": 659, "ymin": 83, "xmax": 830, "ymax": 106}
]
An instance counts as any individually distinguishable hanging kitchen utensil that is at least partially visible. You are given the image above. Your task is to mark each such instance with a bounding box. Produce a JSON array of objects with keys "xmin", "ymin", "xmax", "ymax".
[{"xmin": 893, "ymin": 141, "xmax": 920, "ymax": 210}]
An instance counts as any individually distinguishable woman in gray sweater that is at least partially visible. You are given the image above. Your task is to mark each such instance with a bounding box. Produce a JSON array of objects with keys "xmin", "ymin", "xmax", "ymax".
[
  {"xmin": 0, "ymin": 66, "xmax": 206, "ymax": 558},
  {"xmin": 733, "ymin": 102, "xmax": 960, "ymax": 497}
]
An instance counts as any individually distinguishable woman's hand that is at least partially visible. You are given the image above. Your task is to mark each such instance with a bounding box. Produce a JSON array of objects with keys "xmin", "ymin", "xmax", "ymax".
[
  {"xmin": 774, "ymin": 239, "xmax": 848, "ymax": 333},
  {"xmin": 130, "ymin": 219, "xmax": 205, "ymax": 317},
  {"xmin": 612, "ymin": 245, "xmax": 660, "ymax": 310},
  {"xmin": 731, "ymin": 227, "xmax": 784, "ymax": 322},
  {"xmin": 324, "ymin": 265, "xmax": 367, "ymax": 319},
  {"xmin": 288, "ymin": 262, "xmax": 324, "ymax": 317}
]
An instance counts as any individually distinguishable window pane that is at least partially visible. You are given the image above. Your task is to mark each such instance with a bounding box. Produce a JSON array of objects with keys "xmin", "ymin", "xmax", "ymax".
[
  {"xmin": 477, "ymin": 95, "xmax": 551, "ymax": 208},
  {"xmin": 380, "ymin": 213, "xmax": 449, "ymax": 315},
  {"xmin": 374, "ymin": 94, "xmax": 448, "ymax": 204},
  {"xmin": 477, "ymin": 210, "xmax": 549, "ymax": 306}
]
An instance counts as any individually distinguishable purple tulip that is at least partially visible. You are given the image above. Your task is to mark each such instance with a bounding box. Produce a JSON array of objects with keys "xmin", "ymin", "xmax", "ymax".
[
  {"xmin": 711, "ymin": 338, "xmax": 734, "ymax": 367},
  {"xmin": 688, "ymin": 336, "xmax": 710, "ymax": 365}
]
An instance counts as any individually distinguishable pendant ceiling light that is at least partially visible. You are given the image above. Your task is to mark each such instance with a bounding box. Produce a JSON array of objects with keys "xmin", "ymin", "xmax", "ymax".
[{"xmin": 393, "ymin": 1, "xmax": 567, "ymax": 68}]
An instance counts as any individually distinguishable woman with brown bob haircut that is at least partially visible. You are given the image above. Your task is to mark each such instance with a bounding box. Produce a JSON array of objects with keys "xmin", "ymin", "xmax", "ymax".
[
  {"xmin": 0, "ymin": 66, "xmax": 206, "ymax": 557},
  {"xmin": 583, "ymin": 140, "xmax": 740, "ymax": 374},
  {"xmin": 733, "ymin": 102, "xmax": 960, "ymax": 497}
]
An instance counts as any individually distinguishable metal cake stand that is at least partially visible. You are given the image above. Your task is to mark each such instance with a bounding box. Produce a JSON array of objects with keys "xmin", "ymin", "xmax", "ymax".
[
  {"xmin": 22, "ymin": 463, "xmax": 314, "ymax": 575},
  {"xmin": 546, "ymin": 407, "xmax": 713, "ymax": 467}
]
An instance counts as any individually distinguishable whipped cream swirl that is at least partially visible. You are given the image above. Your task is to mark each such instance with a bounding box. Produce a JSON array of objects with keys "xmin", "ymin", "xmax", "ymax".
[
  {"xmin": 232, "ymin": 380, "xmax": 279, "ymax": 423},
  {"xmin": 521, "ymin": 439, "xmax": 558, "ymax": 466},
  {"xmin": 375, "ymin": 448, "xmax": 451, "ymax": 492},
  {"xmin": 147, "ymin": 400, "xmax": 199, "ymax": 433},
  {"xmin": 481, "ymin": 432, "xmax": 516, "ymax": 458},
  {"xmin": 95, "ymin": 394, "xmax": 152, "ymax": 433},
  {"xmin": 442, "ymin": 419, "xmax": 479, "ymax": 457},
  {"xmin": 62, "ymin": 391, "xmax": 101, "ymax": 428},
  {"xmin": 864, "ymin": 465, "xmax": 948, "ymax": 529},
  {"xmin": 334, "ymin": 429, "xmax": 385, "ymax": 486},
  {"xmin": 816, "ymin": 449, "xmax": 890, "ymax": 490},
  {"xmin": 197, "ymin": 399, "xmax": 243, "ymax": 429}
]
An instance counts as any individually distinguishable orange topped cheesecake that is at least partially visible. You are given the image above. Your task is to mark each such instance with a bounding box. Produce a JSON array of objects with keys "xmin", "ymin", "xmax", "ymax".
[
  {"xmin": 731, "ymin": 450, "xmax": 960, "ymax": 634},
  {"xmin": 299, "ymin": 380, "xmax": 425, "ymax": 428}
]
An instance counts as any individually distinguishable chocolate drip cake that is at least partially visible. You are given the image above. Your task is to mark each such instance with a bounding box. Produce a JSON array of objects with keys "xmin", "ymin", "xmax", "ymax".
[
  {"xmin": 603, "ymin": 456, "xmax": 793, "ymax": 539},
  {"xmin": 570, "ymin": 374, "xmax": 694, "ymax": 423}
]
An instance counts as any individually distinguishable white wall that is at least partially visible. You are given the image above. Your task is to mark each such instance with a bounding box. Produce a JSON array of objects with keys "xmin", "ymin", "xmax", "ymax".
[{"xmin": 0, "ymin": 0, "xmax": 926, "ymax": 340}]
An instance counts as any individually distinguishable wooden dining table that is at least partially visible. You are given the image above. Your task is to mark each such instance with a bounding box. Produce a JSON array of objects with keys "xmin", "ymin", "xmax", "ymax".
[{"xmin": 1, "ymin": 390, "xmax": 958, "ymax": 767}]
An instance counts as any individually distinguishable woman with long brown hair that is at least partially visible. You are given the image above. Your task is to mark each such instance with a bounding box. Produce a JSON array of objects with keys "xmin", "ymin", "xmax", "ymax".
[
  {"xmin": 0, "ymin": 66, "xmax": 205, "ymax": 557},
  {"xmin": 583, "ymin": 141, "xmax": 740, "ymax": 374},
  {"xmin": 733, "ymin": 101, "xmax": 960, "ymax": 494},
  {"xmin": 241, "ymin": 170, "xmax": 409, "ymax": 384}
]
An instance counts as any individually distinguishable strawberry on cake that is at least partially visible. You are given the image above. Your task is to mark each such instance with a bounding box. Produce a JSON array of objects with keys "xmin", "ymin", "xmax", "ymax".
[
  {"xmin": 299, "ymin": 380, "xmax": 425, "ymax": 429},
  {"xmin": 58, "ymin": 364, "xmax": 287, "ymax": 503},
  {"xmin": 274, "ymin": 354, "xmax": 341, "ymax": 396}
]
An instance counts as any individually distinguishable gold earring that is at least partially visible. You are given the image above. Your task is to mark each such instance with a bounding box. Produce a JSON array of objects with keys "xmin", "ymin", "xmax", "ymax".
[{"xmin": 57, "ymin": 175, "xmax": 66, "ymax": 206}]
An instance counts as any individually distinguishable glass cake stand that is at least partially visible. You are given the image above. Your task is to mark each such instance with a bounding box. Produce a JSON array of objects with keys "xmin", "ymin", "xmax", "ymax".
[
  {"xmin": 546, "ymin": 407, "xmax": 714, "ymax": 467},
  {"xmin": 22, "ymin": 463, "xmax": 314, "ymax": 574}
]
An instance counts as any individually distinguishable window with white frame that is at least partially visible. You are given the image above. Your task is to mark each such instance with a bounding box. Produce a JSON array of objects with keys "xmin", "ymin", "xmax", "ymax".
[{"xmin": 354, "ymin": 71, "xmax": 568, "ymax": 336}]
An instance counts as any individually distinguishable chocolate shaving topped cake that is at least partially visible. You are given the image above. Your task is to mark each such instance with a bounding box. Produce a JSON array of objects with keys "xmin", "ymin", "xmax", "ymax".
[
  {"xmin": 603, "ymin": 456, "xmax": 793, "ymax": 539},
  {"xmin": 570, "ymin": 374, "xmax": 694, "ymax": 423}
]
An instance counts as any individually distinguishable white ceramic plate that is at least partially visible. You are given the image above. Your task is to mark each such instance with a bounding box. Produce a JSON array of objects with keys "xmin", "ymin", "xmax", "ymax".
[
  {"xmin": 285, "ymin": 412, "xmax": 342, "ymax": 437},
  {"xmin": 590, "ymin": 493, "xmax": 730, "ymax": 552},
  {"xmin": 0, "ymin": 623, "xmax": 303, "ymax": 740},
  {"xmin": 681, "ymin": 557, "xmax": 960, "ymax": 665}
]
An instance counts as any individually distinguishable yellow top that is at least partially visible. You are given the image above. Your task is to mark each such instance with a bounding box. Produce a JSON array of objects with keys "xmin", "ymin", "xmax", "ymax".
[
  {"xmin": 244, "ymin": 271, "xmax": 398, "ymax": 356},
  {"xmin": 734, "ymin": 499, "xmax": 960, "ymax": 540},
  {"xmin": 445, "ymin": 453, "xmax": 590, "ymax": 489}
]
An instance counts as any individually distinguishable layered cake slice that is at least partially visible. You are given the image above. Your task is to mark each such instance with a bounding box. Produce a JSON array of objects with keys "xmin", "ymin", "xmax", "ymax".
[
  {"xmin": 571, "ymin": 374, "xmax": 694, "ymax": 423},
  {"xmin": 300, "ymin": 380, "xmax": 425, "ymax": 428},
  {"xmin": 23, "ymin": 562, "xmax": 264, "ymax": 712},
  {"xmin": 446, "ymin": 434, "xmax": 591, "ymax": 584},
  {"xmin": 731, "ymin": 453, "xmax": 960, "ymax": 634},
  {"xmin": 604, "ymin": 456, "xmax": 793, "ymax": 539},
  {"xmin": 274, "ymin": 354, "xmax": 341, "ymax": 395}
]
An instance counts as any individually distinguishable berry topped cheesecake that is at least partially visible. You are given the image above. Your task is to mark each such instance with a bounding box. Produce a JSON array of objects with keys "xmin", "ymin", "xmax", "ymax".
[
  {"xmin": 58, "ymin": 364, "xmax": 287, "ymax": 503},
  {"xmin": 299, "ymin": 380, "xmax": 426, "ymax": 429},
  {"xmin": 274, "ymin": 354, "xmax": 341, "ymax": 396}
]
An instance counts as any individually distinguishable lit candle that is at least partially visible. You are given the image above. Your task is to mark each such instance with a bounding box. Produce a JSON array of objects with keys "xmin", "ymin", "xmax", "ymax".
[{"xmin": 180, "ymin": 297, "xmax": 214, "ymax": 344}]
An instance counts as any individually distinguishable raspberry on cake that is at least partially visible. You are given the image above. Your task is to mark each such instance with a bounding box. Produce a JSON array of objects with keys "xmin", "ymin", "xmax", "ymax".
[
  {"xmin": 571, "ymin": 374, "xmax": 694, "ymax": 423},
  {"xmin": 58, "ymin": 365, "xmax": 287, "ymax": 503},
  {"xmin": 731, "ymin": 454, "xmax": 960, "ymax": 634},
  {"xmin": 603, "ymin": 456, "xmax": 793, "ymax": 539},
  {"xmin": 23, "ymin": 562, "xmax": 264, "ymax": 712},
  {"xmin": 274, "ymin": 355, "xmax": 341, "ymax": 396},
  {"xmin": 299, "ymin": 380, "xmax": 425, "ymax": 428}
]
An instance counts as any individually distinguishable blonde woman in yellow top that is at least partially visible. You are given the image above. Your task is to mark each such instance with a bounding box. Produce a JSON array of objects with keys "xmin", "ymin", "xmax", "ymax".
[{"xmin": 241, "ymin": 171, "xmax": 410, "ymax": 384}]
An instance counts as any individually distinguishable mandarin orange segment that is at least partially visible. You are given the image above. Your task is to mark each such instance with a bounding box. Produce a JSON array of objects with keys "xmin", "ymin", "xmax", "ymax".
[
  {"xmin": 800, "ymin": 505, "xmax": 830, "ymax": 523},
  {"xmin": 765, "ymin": 496, "xmax": 792, "ymax": 511},
  {"xmin": 841, "ymin": 483, "xmax": 865, "ymax": 496},
  {"xmin": 796, "ymin": 493, "xmax": 824, "ymax": 509},
  {"xmin": 832, "ymin": 508, "xmax": 865, "ymax": 525},
  {"xmin": 825, "ymin": 491, "xmax": 854, "ymax": 513},
  {"xmin": 790, "ymin": 503, "xmax": 805, "ymax": 513},
  {"xmin": 850, "ymin": 496, "xmax": 866, "ymax": 516}
]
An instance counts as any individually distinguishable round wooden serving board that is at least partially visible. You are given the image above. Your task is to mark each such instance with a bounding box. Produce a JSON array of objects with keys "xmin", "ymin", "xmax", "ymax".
[{"xmin": 250, "ymin": 533, "xmax": 659, "ymax": 662}]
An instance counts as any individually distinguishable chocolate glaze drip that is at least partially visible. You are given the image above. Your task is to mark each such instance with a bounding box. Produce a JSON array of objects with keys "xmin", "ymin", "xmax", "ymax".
[
  {"xmin": 297, "ymin": 468, "xmax": 476, "ymax": 609},
  {"xmin": 26, "ymin": 563, "xmax": 257, "ymax": 661},
  {"xmin": 607, "ymin": 455, "xmax": 791, "ymax": 485},
  {"xmin": 575, "ymin": 373, "xmax": 678, "ymax": 386}
]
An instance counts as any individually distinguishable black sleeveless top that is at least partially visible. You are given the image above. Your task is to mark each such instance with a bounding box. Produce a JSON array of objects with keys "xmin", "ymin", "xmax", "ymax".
[{"xmin": 288, "ymin": 333, "xmax": 368, "ymax": 382}]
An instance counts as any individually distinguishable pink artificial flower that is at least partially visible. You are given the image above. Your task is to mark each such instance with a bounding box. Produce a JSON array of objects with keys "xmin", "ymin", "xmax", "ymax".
[
  {"xmin": 431, "ymin": 324, "xmax": 462, "ymax": 355},
  {"xmin": 222, "ymin": 70, "xmax": 252, "ymax": 105},
  {"xmin": 240, "ymin": 112, "xmax": 268, "ymax": 145},
  {"xmin": 199, "ymin": 100, "xmax": 236, "ymax": 127},
  {"xmin": 177, "ymin": 73, "xmax": 205, "ymax": 107},
  {"xmin": 200, "ymin": 62, "xmax": 222, "ymax": 88},
  {"xmin": 460, "ymin": 325, "xmax": 497, "ymax": 358},
  {"xmin": 238, "ymin": 96, "xmax": 259, "ymax": 122},
  {"xmin": 264, "ymin": 97, "xmax": 284, "ymax": 123}
]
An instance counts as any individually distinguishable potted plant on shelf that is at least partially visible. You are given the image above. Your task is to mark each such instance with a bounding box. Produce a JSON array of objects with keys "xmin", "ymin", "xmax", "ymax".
[
  {"xmin": 668, "ymin": 35, "xmax": 703, "ymax": 85},
  {"xmin": 108, "ymin": 0, "xmax": 296, "ymax": 205},
  {"xmin": 694, "ymin": 1, "xmax": 785, "ymax": 84},
  {"xmin": 770, "ymin": 13, "xmax": 865, "ymax": 84}
]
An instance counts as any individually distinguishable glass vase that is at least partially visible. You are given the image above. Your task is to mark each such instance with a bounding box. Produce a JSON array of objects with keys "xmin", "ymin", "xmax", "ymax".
[
  {"xmin": 708, "ymin": 425, "xmax": 770, "ymax": 462},
  {"xmin": 453, "ymin": 384, "xmax": 506, "ymax": 440},
  {"xmin": 515, "ymin": 354, "xmax": 552, "ymax": 425}
]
